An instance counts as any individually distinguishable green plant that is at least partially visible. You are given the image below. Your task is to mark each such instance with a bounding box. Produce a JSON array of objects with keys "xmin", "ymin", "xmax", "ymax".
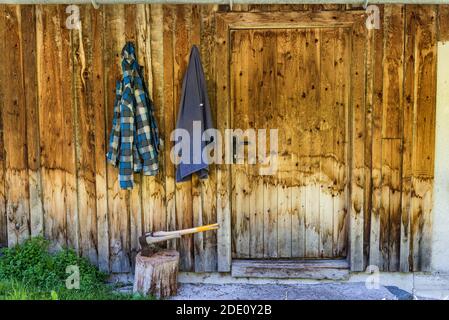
[{"xmin": 0, "ymin": 237, "xmax": 152, "ymax": 300}]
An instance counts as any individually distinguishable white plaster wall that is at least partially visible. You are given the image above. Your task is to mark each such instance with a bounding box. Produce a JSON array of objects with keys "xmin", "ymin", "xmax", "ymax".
[{"xmin": 432, "ymin": 41, "xmax": 449, "ymax": 274}]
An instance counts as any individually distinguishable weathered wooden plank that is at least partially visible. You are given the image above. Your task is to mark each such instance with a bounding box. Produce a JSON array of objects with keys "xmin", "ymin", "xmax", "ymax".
[
  {"xmin": 276, "ymin": 30, "xmax": 293, "ymax": 258},
  {"xmin": 73, "ymin": 5, "xmax": 98, "ymax": 265},
  {"xmin": 290, "ymin": 29, "xmax": 305, "ymax": 258},
  {"xmin": 190, "ymin": 4, "xmax": 207, "ymax": 272},
  {"xmin": 37, "ymin": 5, "xmax": 68, "ymax": 250},
  {"xmin": 20, "ymin": 6, "xmax": 44, "ymax": 239},
  {"xmin": 137, "ymin": 4, "xmax": 153, "ymax": 240},
  {"xmin": 260, "ymin": 31, "xmax": 278, "ymax": 258},
  {"xmin": 215, "ymin": 13, "xmax": 232, "ymax": 271},
  {"xmin": 248, "ymin": 30, "xmax": 266, "ymax": 259},
  {"xmin": 349, "ymin": 17, "xmax": 366, "ymax": 271},
  {"xmin": 292, "ymin": 29, "xmax": 308, "ymax": 258},
  {"xmin": 369, "ymin": 5, "xmax": 385, "ymax": 269},
  {"xmin": 163, "ymin": 5, "xmax": 177, "ymax": 252},
  {"xmin": 199, "ymin": 4, "xmax": 218, "ymax": 270},
  {"xmin": 389, "ymin": 139, "xmax": 402, "ymax": 271},
  {"xmin": 1, "ymin": 5, "xmax": 31, "ymax": 246},
  {"xmin": 378, "ymin": 7, "xmax": 406, "ymax": 270},
  {"xmin": 91, "ymin": 6, "xmax": 109, "ymax": 272},
  {"xmin": 231, "ymin": 29, "xmax": 250, "ymax": 259},
  {"xmin": 36, "ymin": 6, "xmax": 72, "ymax": 250},
  {"xmin": 439, "ymin": 5, "xmax": 449, "ymax": 42},
  {"xmin": 0, "ymin": 24, "xmax": 5, "ymax": 245},
  {"xmin": 410, "ymin": 5, "xmax": 437, "ymax": 272},
  {"xmin": 334, "ymin": 27, "xmax": 350, "ymax": 258},
  {"xmin": 319, "ymin": 28, "xmax": 336, "ymax": 258},
  {"xmin": 363, "ymin": 25, "xmax": 374, "ymax": 269},
  {"xmin": 174, "ymin": 5, "xmax": 194, "ymax": 271},
  {"xmin": 382, "ymin": 5, "xmax": 404, "ymax": 139},
  {"xmin": 56, "ymin": 5, "xmax": 79, "ymax": 254},
  {"xmin": 124, "ymin": 4, "xmax": 143, "ymax": 269},
  {"xmin": 232, "ymin": 259, "xmax": 349, "ymax": 280},
  {"xmin": 148, "ymin": 5, "xmax": 167, "ymax": 245},
  {"xmin": 304, "ymin": 29, "xmax": 320, "ymax": 258},
  {"xmin": 104, "ymin": 5, "xmax": 131, "ymax": 273},
  {"xmin": 379, "ymin": 139, "xmax": 393, "ymax": 270}
]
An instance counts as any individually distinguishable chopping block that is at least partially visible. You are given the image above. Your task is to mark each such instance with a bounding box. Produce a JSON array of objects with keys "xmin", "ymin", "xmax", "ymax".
[{"xmin": 133, "ymin": 250, "xmax": 179, "ymax": 298}]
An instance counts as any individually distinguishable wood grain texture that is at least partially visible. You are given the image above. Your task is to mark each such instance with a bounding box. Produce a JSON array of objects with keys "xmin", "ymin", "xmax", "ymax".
[
  {"xmin": 0, "ymin": 23, "xmax": 5, "ymax": 245},
  {"xmin": 410, "ymin": 5, "xmax": 437, "ymax": 272},
  {"xmin": 229, "ymin": 25, "xmax": 350, "ymax": 260},
  {"xmin": 104, "ymin": 5, "xmax": 130, "ymax": 273},
  {"xmin": 198, "ymin": 4, "xmax": 218, "ymax": 271},
  {"xmin": 0, "ymin": 4, "xmax": 442, "ymax": 273},
  {"xmin": 173, "ymin": 5, "xmax": 194, "ymax": 271},
  {"xmin": 73, "ymin": 5, "xmax": 98, "ymax": 265},
  {"xmin": 349, "ymin": 16, "xmax": 366, "ymax": 272},
  {"xmin": 439, "ymin": 5, "xmax": 449, "ymax": 42},
  {"xmin": 215, "ymin": 12, "xmax": 232, "ymax": 271},
  {"xmin": 1, "ymin": 5, "xmax": 31, "ymax": 246},
  {"xmin": 20, "ymin": 6, "xmax": 44, "ymax": 239},
  {"xmin": 37, "ymin": 5, "xmax": 69, "ymax": 250},
  {"xmin": 369, "ymin": 5, "xmax": 384, "ymax": 269},
  {"xmin": 92, "ymin": 6, "xmax": 109, "ymax": 273}
]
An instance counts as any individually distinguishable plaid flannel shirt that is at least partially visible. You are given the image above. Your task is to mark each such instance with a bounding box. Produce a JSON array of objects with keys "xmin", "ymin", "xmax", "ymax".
[{"xmin": 106, "ymin": 42, "xmax": 159, "ymax": 190}]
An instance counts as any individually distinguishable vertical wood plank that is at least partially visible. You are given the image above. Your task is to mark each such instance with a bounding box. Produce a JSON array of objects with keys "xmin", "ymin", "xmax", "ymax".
[
  {"xmin": 261, "ymin": 31, "xmax": 278, "ymax": 258},
  {"xmin": 319, "ymin": 28, "xmax": 336, "ymax": 258},
  {"xmin": 249, "ymin": 30, "xmax": 265, "ymax": 259},
  {"xmin": 20, "ymin": 6, "xmax": 44, "ymax": 239},
  {"xmin": 349, "ymin": 18, "xmax": 366, "ymax": 271},
  {"xmin": 216, "ymin": 14, "xmax": 231, "ymax": 271},
  {"xmin": 231, "ymin": 30, "xmax": 250, "ymax": 259},
  {"xmin": 369, "ymin": 5, "xmax": 385, "ymax": 269},
  {"xmin": 199, "ymin": 4, "xmax": 218, "ymax": 270},
  {"xmin": 92, "ymin": 6, "xmax": 109, "ymax": 272},
  {"xmin": 124, "ymin": 4, "xmax": 143, "ymax": 270},
  {"xmin": 174, "ymin": 5, "xmax": 194, "ymax": 271},
  {"xmin": 410, "ymin": 5, "xmax": 437, "ymax": 271},
  {"xmin": 382, "ymin": 5, "xmax": 405, "ymax": 139},
  {"xmin": 163, "ymin": 5, "xmax": 177, "ymax": 252},
  {"xmin": 292, "ymin": 29, "xmax": 308, "ymax": 258},
  {"xmin": 0, "ymin": 25, "xmax": 5, "ymax": 245},
  {"xmin": 276, "ymin": 30, "xmax": 293, "ymax": 258},
  {"xmin": 1, "ymin": 5, "xmax": 31, "ymax": 246},
  {"xmin": 190, "ymin": 4, "xmax": 206, "ymax": 271},
  {"xmin": 304, "ymin": 29, "xmax": 320, "ymax": 258},
  {"xmin": 60, "ymin": 5, "xmax": 79, "ymax": 254},
  {"xmin": 37, "ymin": 5, "xmax": 68, "ymax": 250},
  {"xmin": 334, "ymin": 27, "xmax": 350, "ymax": 258},
  {"xmin": 439, "ymin": 5, "xmax": 449, "ymax": 42},
  {"xmin": 73, "ymin": 5, "xmax": 98, "ymax": 265},
  {"xmin": 104, "ymin": 5, "xmax": 131, "ymax": 273},
  {"xmin": 148, "ymin": 5, "xmax": 167, "ymax": 243}
]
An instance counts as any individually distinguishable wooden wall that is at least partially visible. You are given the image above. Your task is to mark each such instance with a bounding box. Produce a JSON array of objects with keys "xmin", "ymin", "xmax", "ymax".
[{"xmin": 0, "ymin": 4, "xmax": 447, "ymax": 273}]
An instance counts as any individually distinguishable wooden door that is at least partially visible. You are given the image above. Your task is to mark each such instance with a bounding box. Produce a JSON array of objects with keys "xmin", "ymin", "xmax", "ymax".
[
  {"xmin": 216, "ymin": 11, "xmax": 368, "ymax": 270},
  {"xmin": 230, "ymin": 27, "xmax": 351, "ymax": 259}
]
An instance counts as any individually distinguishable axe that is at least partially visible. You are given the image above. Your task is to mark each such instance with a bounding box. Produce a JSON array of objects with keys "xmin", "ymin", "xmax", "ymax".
[{"xmin": 139, "ymin": 223, "xmax": 219, "ymax": 256}]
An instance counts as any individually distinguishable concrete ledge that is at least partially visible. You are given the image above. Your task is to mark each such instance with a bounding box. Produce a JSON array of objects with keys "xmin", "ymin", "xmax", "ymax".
[{"xmin": 178, "ymin": 271, "xmax": 449, "ymax": 300}]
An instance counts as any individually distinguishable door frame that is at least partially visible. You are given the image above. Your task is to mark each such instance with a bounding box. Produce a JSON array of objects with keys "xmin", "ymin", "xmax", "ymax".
[{"xmin": 215, "ymin": 11, "xmax": 369, "ymax": 272}]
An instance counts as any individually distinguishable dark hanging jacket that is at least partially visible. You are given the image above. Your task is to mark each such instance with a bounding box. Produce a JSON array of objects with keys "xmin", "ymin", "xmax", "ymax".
[{"xmin": 175, "ymin": 45, "xmax": 214, "ymax": 182}]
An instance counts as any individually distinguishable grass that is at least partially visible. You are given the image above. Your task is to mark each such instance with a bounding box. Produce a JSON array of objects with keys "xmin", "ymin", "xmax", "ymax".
[{"xmin": 0, "ymin": 237, "xmax": 151, "ymax": 300}]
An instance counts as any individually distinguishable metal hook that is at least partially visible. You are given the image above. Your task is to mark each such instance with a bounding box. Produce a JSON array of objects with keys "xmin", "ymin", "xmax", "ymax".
[
  {"xmin": 363, "ymin": 0, "xmax": 369, "ymax": 10},
  {"xmin": 91, "ymin": 0, "xmax": 100, "ymax": 10}
]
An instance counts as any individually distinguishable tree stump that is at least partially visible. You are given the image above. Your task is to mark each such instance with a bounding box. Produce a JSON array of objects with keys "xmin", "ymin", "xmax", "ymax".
[{"xmin": 133, "ymin": 250, "xmax": 179, "ymax": 298}]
